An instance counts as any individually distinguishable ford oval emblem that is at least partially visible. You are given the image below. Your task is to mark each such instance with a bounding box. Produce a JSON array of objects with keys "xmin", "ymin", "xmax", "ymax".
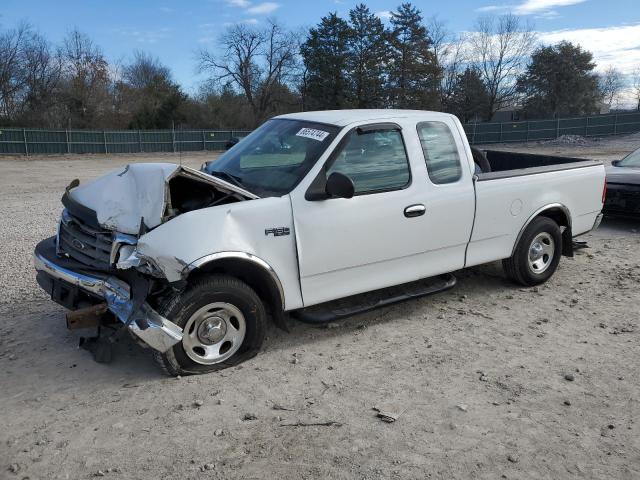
[{"xmin": 72, "ymin": 238, "xmax": 86, "ymax": 250}]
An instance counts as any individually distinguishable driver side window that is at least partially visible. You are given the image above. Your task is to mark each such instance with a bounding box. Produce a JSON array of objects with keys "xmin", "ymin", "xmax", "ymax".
[{"xmin": 327, "ymin": 128, "xmax": 410, "ymax": 194}]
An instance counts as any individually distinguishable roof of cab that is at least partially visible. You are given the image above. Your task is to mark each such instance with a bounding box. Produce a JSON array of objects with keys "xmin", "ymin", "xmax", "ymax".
[{"xmin": 274, "ymin": 109, "xmax": 455, "ymax": 127}]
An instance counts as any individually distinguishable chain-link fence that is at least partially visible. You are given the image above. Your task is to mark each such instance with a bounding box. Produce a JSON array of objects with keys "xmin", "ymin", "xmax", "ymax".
[{"xmin": 0, "ymin": 128, "xmax": 252, "ymax": 155}]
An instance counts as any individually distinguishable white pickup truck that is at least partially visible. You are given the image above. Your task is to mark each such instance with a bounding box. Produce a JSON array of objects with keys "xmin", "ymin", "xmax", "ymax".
[{"xmin": 34, "ymin": 110, "xmax": 605, "ymax": 375}]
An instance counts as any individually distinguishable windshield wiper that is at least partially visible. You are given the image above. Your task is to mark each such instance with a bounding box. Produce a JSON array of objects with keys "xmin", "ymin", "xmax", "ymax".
[{"xmin": 208, "ymin": 170, "xmax": 245, "ymax": 189}]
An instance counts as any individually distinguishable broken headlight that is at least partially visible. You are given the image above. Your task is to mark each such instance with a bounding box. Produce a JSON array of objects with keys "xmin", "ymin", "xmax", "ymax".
[{"xmin": 115, "ymin": 245, "xmax": 165, "ymax": 278}]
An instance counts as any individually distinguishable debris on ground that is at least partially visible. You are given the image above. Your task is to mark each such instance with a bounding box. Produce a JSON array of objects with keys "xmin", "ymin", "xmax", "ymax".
[
  {"xmin": 542, "ymin": 135, "xmax": 593, "ymax": 146},
  {"xmin": 272, "ymin": 403, "xmax": 295, "ymax": 411},
  {"xmin": 372, "ymin": 406, "xmax": 403, "ymax": 423},
  {"xmin": 279, "ymin": 420, "xmax": 343, "ymax": 427}
]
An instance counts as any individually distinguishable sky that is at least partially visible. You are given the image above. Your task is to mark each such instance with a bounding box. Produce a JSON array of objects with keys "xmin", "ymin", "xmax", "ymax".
[{"xmin": 2, "ymin": 0, "xmax": 640, "ymax": 103}]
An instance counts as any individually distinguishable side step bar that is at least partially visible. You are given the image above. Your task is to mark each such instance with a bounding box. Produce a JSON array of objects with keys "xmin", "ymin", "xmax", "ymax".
[{"xmin": 292, "ymin": 273, "xmax": 457, "ymax": 324}]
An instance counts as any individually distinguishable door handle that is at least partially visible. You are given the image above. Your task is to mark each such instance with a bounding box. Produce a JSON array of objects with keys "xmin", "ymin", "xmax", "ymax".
[{"xmin": 404, "ymin": 204, "xmax": 426, "ymax": 218}]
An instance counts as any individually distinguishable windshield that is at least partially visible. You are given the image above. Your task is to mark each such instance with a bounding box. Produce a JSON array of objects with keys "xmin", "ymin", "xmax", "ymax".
[
  {"xmin": 619, "ymin": 148, "xmax": 640, "ymax": 168},
  {"xmin": 204, "ymin": 119, "xmax": 340, "ymax": 196}
]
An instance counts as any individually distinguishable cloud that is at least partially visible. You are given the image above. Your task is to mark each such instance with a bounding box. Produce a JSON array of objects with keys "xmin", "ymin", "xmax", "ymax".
[
  {"xmin": 118, "ymin": 28, "xmax": 172, "ymax": 44},
  {"xmin": 246, "ymin": 2, "xmax": 280, "ymax": 14},
  {"xmin": 514, "ymin": 0, "xmax": 586, "ymax": 14},
  {"xmin": 376, "ymin": 11, "xmax": 392, "ymax": 20},
  {"xmin": 539, "ymin": 23, "xmax": 640, "ymax": 107},
  {"xmin": 223, "ymin": 18, "xmax": 259, "ymax": 26},
  {"xmin": 534, "ymin": 9, "xmax": 560, "ymax": 19},
  {"xmin": 476, "ymin": 0, "xmax": 587, "ymax": 15},
  {"xmin": 539, "ymin": 23, "xmax": 640, "ymax": 73},
  {"xmin": 226, "ymin": 0, "xmax": 250, "ymax": 6}
]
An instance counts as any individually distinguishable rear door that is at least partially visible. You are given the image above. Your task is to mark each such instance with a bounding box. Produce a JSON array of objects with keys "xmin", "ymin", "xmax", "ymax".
[{"xmin": 290, "ymin": 117, "xmax": 475, "ymax": 307}]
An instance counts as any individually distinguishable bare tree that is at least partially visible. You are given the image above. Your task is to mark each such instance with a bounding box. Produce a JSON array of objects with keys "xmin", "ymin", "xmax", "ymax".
[
  {"xmin": 123, "ymin": 50, "xmax": 172, "ymax": 89},
  {"xmin": 467, "ymin": 14, "xmax": 537, "ymax": 120},
  {"xmin": 427, "ymin": 16, "xmax": 466, "ymax": 110},
  {"xmin": 631, "ymin": 68, "xmax": 640, "ymax": 111},
  {"xmin": 0, "ymin": 22, "xmax": 62, "ymax": 125},
  {"xmin": 199, "ymin": 20, "xmax": 299, "ymax": 126},
  {"xmin": 599, "ymin": 66, "xmax": 624, "ymax": 108},
  {"xmin": 58, "ymin": 28, "xmax": 111, "ymax": 128}
]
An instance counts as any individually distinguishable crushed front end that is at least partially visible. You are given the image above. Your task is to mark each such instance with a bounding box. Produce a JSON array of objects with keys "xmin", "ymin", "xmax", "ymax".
[
  {"xmin": 34, "ymin": 215, "xmax": 183, "ymax": 358},
  {"xmin": 33, "ymin": 162, "xmax": 256, "ymax": 361}
]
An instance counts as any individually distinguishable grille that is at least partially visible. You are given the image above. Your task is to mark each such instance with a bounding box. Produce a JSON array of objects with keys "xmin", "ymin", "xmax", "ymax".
[{"xmin": 58, "ymin": 212, "xmax": 113, "ymax": 269}]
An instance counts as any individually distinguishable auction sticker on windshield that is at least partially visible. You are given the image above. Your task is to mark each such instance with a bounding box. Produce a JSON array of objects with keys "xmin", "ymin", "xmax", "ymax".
[{"xmin": 296, "ymin": 128, "xmax": 330, "ymax": 142}]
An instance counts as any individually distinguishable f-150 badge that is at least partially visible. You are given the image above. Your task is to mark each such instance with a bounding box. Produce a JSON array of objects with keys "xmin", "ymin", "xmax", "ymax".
[{"xmin": 265, "ymin": 227, "xmax": 290, "ymax": 237}]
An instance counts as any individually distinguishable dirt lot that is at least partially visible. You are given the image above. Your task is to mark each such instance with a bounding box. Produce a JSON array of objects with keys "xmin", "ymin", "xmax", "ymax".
[{"xmin": 1, "ymin": 135, "xmax": 639, "ymax": 480}]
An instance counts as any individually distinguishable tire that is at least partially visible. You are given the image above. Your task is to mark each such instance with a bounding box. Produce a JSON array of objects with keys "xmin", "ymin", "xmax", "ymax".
[
  {"xmin": 503, "ymin": 216, "xmax": 562, "ymax": 286},
  {"xmin": 154, "ymin": 275, "xmax": 266, "ymax": 376}
]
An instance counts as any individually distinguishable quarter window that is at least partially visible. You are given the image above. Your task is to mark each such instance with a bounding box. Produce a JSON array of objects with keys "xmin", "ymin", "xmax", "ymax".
[
  {"xmin": 417, "ymin": 121, "xmax": 462, "ymax": 184},
  {"xmin": 327, "ymin": 128, "xmax": 410, "ymax": 194}
]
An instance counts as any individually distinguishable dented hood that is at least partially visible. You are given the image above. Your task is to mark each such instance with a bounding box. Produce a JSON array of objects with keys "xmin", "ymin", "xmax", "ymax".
[{"xmin": 67, "ymin": 163, "xmax": 257, "ymax": 234}]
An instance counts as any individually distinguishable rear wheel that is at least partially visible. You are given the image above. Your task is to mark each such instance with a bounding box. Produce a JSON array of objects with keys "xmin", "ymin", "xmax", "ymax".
[
  {"xmin": 154, "ymin": 275, "xmax": 266, "ymax": 376},
  {"xmin": 503, "ymin": 216, "xmax": 562, "ymax": 286}
]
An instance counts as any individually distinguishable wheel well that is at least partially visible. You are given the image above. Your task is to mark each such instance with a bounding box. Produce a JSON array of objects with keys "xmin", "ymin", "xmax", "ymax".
[
  {"xmin": 534, "ymin": 206, "xmax": 573, "ymax": 257},
  {"xmin": 537, "ymin": 207, "xmax": 569, "ymax": 228},
  {"xmin": 186, "ymin": 258, "xmax": 287, "ymax": 329}
]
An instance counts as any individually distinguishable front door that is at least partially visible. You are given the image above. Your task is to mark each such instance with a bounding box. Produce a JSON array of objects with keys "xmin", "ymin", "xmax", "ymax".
[{"xmin": 290, "ymin": 119, "xmax": 474, "ymax": 307}]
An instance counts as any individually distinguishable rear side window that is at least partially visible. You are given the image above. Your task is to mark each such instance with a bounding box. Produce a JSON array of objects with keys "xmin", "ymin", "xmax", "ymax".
[
  {"xmin": 327, "ymin": 128, "xmax": 410, "ymax": 194},
  {"xmin": 417, "ymin": 121, "xmax": 462, "ymax": 184}
]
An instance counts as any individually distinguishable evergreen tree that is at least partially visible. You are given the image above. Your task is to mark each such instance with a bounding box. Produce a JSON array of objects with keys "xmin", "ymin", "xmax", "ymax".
[
  {"xmin": 301, "ymin": 13, "xmax": 352, "ymax": 110},
  {"xmin": 387, "ymin": 3, "xmax": 441, "ymax": 109},
  {"xmin": 517, "ymin": 41, "xmax": 600, "ymax": 119},
  {"xmin": 445, "ymin": 68, "xmax": 490, "ymax": 123},
  {"xmin": 347, "ymin": 4, "xmax": 389, "ymax": 108}
]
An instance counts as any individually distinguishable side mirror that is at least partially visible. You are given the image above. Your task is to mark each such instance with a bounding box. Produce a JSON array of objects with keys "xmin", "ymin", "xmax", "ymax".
[
  {"xmin": 611, "ymin": 159, "xmax": 620, "ymax": 167},
  {"xmin": 225, "ymin": 137, "xmax": 240, "ymax": 150},
  {"xmin": 325, "ymin": 172, "xmax": 355, "ymax": 199}
]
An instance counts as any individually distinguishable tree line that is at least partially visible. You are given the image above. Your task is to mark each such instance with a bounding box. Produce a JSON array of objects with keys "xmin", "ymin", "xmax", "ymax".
[{"xmin": 0, "ymin": 4, "xmax": 636, "ymax": 130}]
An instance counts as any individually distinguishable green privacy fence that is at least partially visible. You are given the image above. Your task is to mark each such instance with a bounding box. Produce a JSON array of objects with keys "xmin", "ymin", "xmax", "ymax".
[
  {"xmin": 2, "ymin": 111, "xmax": 640, "ymax": 154},
  {"xmin": 464, "ymin": 111, "xmax": 640, "ymax": 145},
  {"xmin": 0, "ymin": 128, "xmax": 252, "ymax": 155}
]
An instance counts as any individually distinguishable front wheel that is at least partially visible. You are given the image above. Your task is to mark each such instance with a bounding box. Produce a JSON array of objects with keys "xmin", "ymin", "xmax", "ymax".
[
  {"xmin": 154, "ymin": 275, "xmax": 266, "ymax": 376},
  {"xmin": 503, "ymin": 216, "xmax": 562, "ymax": 286}
]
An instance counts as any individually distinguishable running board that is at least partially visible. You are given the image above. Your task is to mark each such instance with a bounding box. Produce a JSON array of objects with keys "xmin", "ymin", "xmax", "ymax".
[{"xmin": 292, "ymin": 273, "xmax": 457, "ymax": 324}]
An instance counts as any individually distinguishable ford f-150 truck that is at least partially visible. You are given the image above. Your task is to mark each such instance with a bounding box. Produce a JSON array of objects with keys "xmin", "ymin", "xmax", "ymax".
[{"xmin": 34, "ymin": 110, "xmax": 606, "ymax": 375}]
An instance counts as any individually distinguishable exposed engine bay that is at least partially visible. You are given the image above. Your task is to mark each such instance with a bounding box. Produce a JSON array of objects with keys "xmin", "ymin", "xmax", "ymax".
[{"xmin": 63, "ymin": 163, "xmax": 257, "ymax": 235}]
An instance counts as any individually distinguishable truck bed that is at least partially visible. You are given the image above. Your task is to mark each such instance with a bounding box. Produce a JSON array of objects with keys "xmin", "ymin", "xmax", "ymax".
[{"xmin": 477, "ymin": 150, "xmax": 601, "ymax": 181}]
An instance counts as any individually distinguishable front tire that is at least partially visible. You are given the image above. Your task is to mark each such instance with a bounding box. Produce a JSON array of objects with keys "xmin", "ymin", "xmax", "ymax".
[
  {"xmin": 503, "ymin": 216, "xmax": 562, "ymax": 286},
  {"xmin": 154, "ymin": 275, "xmax": 266, "ymax": 376}
]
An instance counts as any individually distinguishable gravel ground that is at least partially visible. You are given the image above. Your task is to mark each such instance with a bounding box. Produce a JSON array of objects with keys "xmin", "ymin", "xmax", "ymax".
[{"xmin": 1, "ymin": 138, "xmax": 640, "ymax": 480}]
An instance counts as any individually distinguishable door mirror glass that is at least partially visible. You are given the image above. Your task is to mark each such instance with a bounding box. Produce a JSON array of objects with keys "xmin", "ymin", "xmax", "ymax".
[{"xmin": 325, "ymin": 172, "xmax": 355, "ymax": 199}]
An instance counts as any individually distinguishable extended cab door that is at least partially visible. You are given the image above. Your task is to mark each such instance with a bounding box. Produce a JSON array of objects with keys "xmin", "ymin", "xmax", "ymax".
[{"xmin": 290, "ymin": 117, "xmax": 475, "ymax": 307}]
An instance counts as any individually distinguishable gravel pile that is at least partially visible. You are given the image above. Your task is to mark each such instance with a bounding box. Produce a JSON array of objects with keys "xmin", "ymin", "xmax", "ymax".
[{"xmin": 542, "ymin": 134, "xmax": 595, "ymax": 146}]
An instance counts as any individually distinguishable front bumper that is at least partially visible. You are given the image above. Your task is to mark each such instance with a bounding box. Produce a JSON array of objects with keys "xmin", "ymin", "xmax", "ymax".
[{"xmin": 34, "ymin": 238, "xmax": 182, "ymax": 353}]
